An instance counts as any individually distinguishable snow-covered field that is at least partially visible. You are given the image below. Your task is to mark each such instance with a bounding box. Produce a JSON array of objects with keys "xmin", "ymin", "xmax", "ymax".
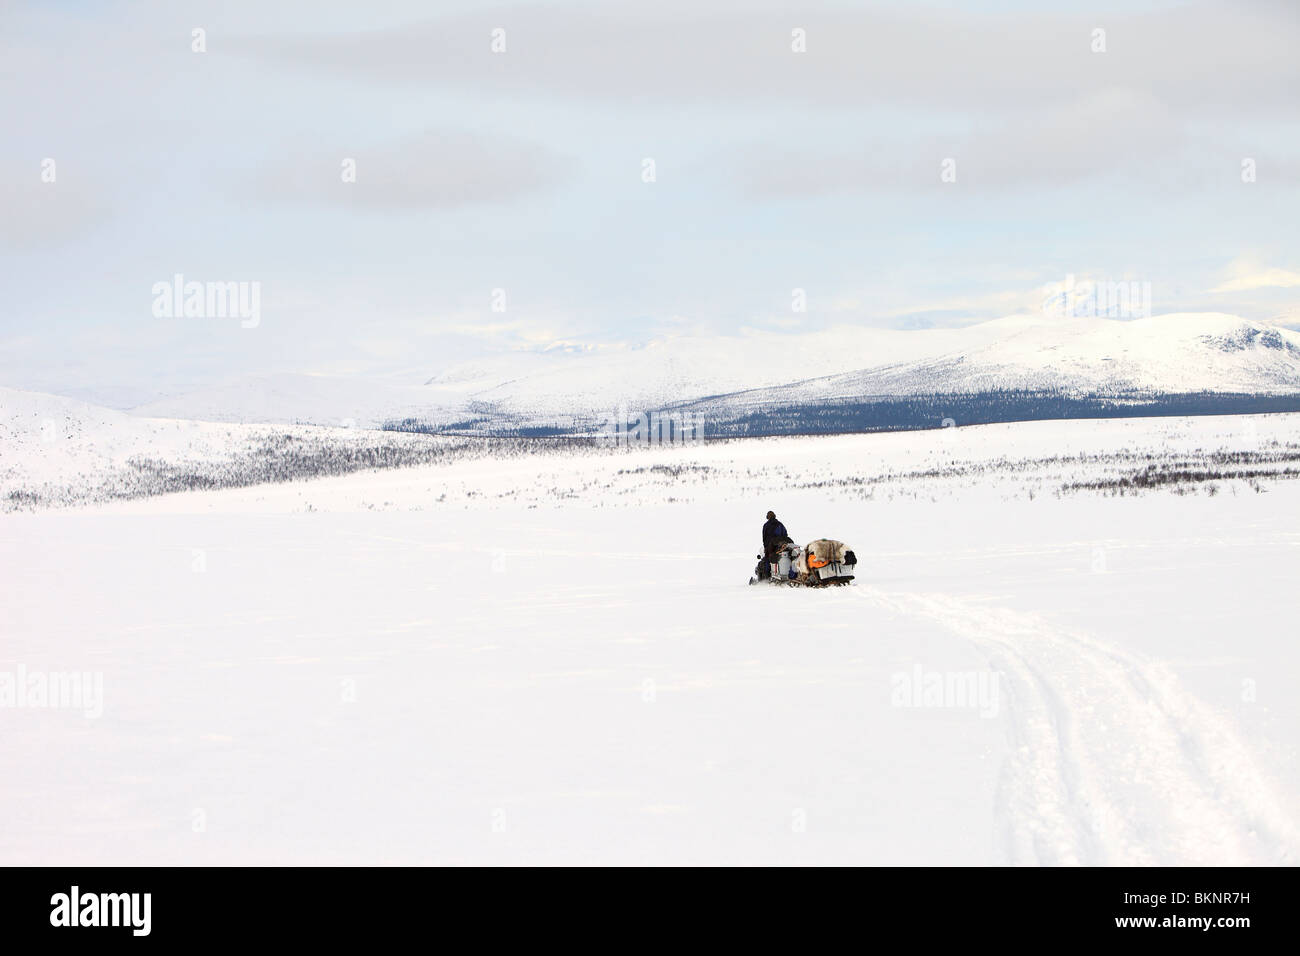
[{"xmin": 2, "ymin": 409, "xmax": 1299, "ymax": 865}]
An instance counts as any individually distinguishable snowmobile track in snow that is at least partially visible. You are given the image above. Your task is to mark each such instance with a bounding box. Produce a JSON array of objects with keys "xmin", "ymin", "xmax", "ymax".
[{"xmin": 857, "ymin": 586, "xmax": 1300, "ymax": 866}]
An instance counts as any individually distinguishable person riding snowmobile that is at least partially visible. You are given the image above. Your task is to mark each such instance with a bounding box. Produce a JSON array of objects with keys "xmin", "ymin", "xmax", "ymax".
[
  {"xmin": 749, "ymin": 512, "xmax": 858, "ymax": 587},
  {"xmin": 762, "ymin": 511, "xmax": 788, "ymax": 578}
]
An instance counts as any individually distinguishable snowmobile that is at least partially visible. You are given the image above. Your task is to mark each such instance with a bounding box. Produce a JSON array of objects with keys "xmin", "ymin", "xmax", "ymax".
[{"xmin": 749, "ymin": 538, "xmax": 857, "ymax": 587}]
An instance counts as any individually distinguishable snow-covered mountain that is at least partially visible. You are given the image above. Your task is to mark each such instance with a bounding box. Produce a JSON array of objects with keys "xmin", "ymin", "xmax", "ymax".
[
  {"xmin": 421, "ymin": 323, "xmax": 1012, "ymax": 416},
  {"xmin": 836, "ymin": 312, "xmax": 1300, "ymax": 397},
  {"xmin": 425, "ymin": 313, "xmax": 1300, "ymax": 432},
  {"xmin": 73, "ymin": 312, "xmax": 1300, "ymax": 431},
  {"xmin": 680, "ymin": 313, "xmax": 1300, "ymax": 414}
]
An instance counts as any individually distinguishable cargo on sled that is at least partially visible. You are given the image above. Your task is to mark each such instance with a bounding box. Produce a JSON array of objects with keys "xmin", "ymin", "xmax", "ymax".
[{"xmin": 749, "ymin": 538, "xmax": 857, "ymax": 587}]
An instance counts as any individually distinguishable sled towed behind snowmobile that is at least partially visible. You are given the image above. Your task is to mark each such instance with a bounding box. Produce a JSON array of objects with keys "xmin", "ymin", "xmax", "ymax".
[{"xmin": 749, "ymin": 538, "xmax": 857, "ymax": 587}]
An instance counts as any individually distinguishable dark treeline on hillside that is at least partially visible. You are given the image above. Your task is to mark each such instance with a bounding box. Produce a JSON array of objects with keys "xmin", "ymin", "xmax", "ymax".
[
  {"xmin": 696, "ymin": 390, "xmax": 1300, "ymax": 438},
  {"xmin": 4, "ymin": 431, "xmax": 604, "ymax": 510},
  {"xmin": 385, "ymin": 416, "xmax": 574, "ymax": 438},
  {"xmin": 385, "ymin": 391, "xmax": 1300, "ymax": 439}
]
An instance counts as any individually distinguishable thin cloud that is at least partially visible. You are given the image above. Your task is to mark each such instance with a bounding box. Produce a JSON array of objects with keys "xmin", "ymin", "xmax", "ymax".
[
  {"xmin": 247, "ymin": 128, "xmax": 572, "ymax": 209},
  {"xmin": 1210, "ymin": 267, "xmax": 1300, "ymax": 293},
  {"xmin": 0, "ymin": 162, "xmax": 113, "ymax": 248},
  {"xmin": 234, "ymin": 4, "xmax": 1300, "ymax": 115},
  {"xmin": 735, "ymin": 88, "xmax": 1191, "ymax": 196}
]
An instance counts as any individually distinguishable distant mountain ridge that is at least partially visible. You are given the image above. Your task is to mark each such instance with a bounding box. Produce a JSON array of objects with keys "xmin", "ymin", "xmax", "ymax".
[
  {"xmin": 80, "ymin": 312, "xmax": 1300, "ymax": 435},
  {"xmin": 415, "ymin": 312, "xmax": 1300, "ymax": 436}
]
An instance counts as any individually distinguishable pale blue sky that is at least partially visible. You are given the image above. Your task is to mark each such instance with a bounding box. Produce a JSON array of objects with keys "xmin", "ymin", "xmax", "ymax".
[{"xmin": 2, "ymin": 0, "xmax": 1298, "ymax": 402}]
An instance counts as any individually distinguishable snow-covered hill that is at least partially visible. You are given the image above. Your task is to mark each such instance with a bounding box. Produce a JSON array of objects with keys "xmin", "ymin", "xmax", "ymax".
[
  {"xmin": 0, "ymin": 386, "xmax": 220, "ymax": 491},
  {"xmin": 0, "ymin": 386, "xmax": 464, "ymax": 509},
  {"xmin": 450, "ymin": 313, "xmax": 1300, "ymax": 421},
  {"xmin": 777, "ymin": 313, "xmax": 1300, "ymax": 400},
  {"xmin": 33, "ymin": 312, "xmax": 1300, "ymax": 432},
  {"xmin": 423, "ymin": 323, "xmax": 1013, "ymax": 418}
]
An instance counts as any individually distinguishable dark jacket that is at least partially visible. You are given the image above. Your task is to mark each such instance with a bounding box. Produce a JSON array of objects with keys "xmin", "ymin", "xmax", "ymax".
[{"xmin": 762, "ymin": 518, "xmax": 788, "ymax": 559}]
